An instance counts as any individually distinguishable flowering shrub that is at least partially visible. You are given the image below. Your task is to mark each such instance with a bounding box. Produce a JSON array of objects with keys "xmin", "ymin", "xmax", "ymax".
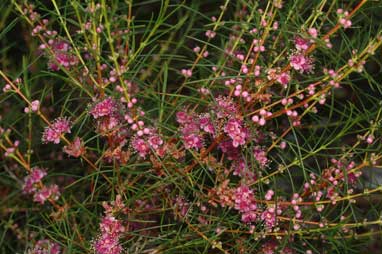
[{"xmin": 1, "ymin": 0, "xmax": 382, "ymax": 253}]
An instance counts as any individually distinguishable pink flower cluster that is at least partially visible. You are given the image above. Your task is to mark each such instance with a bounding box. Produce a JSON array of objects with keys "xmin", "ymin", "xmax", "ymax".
[
  {"xmin": 23, "ymin": 167, "xmax": 47, "ymax": 194},
  {"xmin": 267, "ymin": 68, "xmax": 291, "ymax": 88},
  {"xmin": 277, "ymin": 72, "xmax": 291, "ymax": 87},
  {"xmin": 214, "ymin": 96, "xmax": 238, "ymax": 118},
  {"xmin": 33, "ymin": 184, "xmax": 60, "ymax": 204},
  {"xmin": 290, "ymin": 193, "xmax": 303, "ymax": 219},
  {"xmin": 63, "ymin": 136, "xmax": 85, "ymax": 158},
  {"xmin": 234, "ymin": 185, "xmax": 257, "ymax": 223},
  {"xmin": 42, "ymin": 117, "xmax": 71, "ymax": 144},
  {"xmin": 90, "ymin": 97, "xmax": 118, "ymax": 119},
  {"xmin": 131, "ymin": 129, "xmax": 164, "ymax": 158},
  {"xmin": 45, "ymin": 39, "xmax": 79, "ymax": 71},
  {"xmin": 30, "ymin": 239, "xmax": 61, "ymax": 254},
  {"xmin": 208, "ymin": 180, "xmax": 235, "ymax": 208},
  {"xmin": 22, "ymin": 167, "xmax": 60, "ymax": 205},
  {"xmin": 181, "ymin": 68, "xmax": 192, "ymax": 77},
  {"xmin": 218, "ymin": 140, "xmax": 240, "ymax": 160},
  {"xmin": 260, "ymin": 206, "xmax": 279, "ymax": 229},
  {"xmin": 303, "ymin": 159, "xmax": 362, "ymax": 205},
  {"xmin": 89, "ymin": 95, "xmax": 165, "ymax": 161},
  {"xmin": 177, "ymin": 111, "xmax": 204, "ymax": 150},
  {"xmin": 177, "ymin": 96, "xmax": 251, "ymax": 150},
  {"xmin": 93, "ymin": 216, "xmax": 125, "ymax": 254},
  {"xmin": 223, "ymin": 118, "xmax": 249, "ymax": 147},
  {"xmin": 93, "ymin": 196, "xmax": 127, "ymax": 254},
  {"xmin": 90, "ymin": 97, "xmax": 122, "ymax": 134},
  {"xmin": 289, "ymin": 36, "xmax": 314, "ymax": 73},
  {"xmin": 253, "ymin": 146, "xmax": 269, "ymax": 168},
  {"xmin": 289, "ymin": 53, "xmax": 314, "ymax": 73},
  {"xmin": 24, "ymin": 100, "xmax": 40, "ymax": 113},
  {"xmin": 294, "ymin": 37, "xmax": 310, "ymax": 51}
]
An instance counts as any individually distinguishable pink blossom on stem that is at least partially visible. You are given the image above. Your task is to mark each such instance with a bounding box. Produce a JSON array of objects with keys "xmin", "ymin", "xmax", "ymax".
[
  {"xmin": 23, "ymin": 167, "xmax": 47, "ymax": 194},
  {"xmin": 33, "ymin": 184, "xmax": 60, "ymax": 204},
  {"xmin": 183, "ymin": 133, "xmax": 203, "ymax": 150},
  {"xmin": 277, "ymin": 72, "xmax": 290, "ymax": 87},
  {"xmin": 63, "ymin": 137, "xmax": 85, "ymax": 158},
  {"xmin": 261, "ymin": 207, "xmax": 277, "ymax": 228},
  {"xmin": 308, "ymin": 27, "xmax": 318, "ymax": 38},
  {"xmin": 294, "ymin": 37, "xmax": 310, "ymax": 51},
  {"xmin": 42, "ymin": 117, "xmax": 71, "ymax": 144},
  {"xmin": 199, "ymin": 114, "xmax": 215, "ymax": 135},
  {"xmin": 253, "ymin": 146, "xmax": 268, "ymax": 168},
  {"xmin": 132, "ymin": 138, "xmax": 150, "ymax": 158},
  {"xmin": 47, "ymin": 40, "xmax": 78, "ymax": 71},
  {"xmin": 234, "ymin": 185, "xmax": 257, "ymax": 223},
  {"xmin": 31, "ymin": 239, "xmax": 61, "ymax": 254},
  {"xmin": 148, "ymin": 132, "xmax": 164, "ymax": 149},
  {"xmin": 93, "ymin": 216, "xmax": 125, "ymax": 254},
  {"xmin": 90, "ymin": 97, "xmax": 118, "ymax": 119},
  {"xmin": 289, "ymin": 53, "xmax": 314, "ymax": 73},
  {"xmin": 223, "ymin": 118, "xmax": 248, "ymax": 147}
]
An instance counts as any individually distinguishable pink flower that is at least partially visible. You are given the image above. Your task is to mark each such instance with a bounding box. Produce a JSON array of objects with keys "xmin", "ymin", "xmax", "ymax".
[
  {"xmin": 294, "ymin": 37, "xmax": 310, "ymax": 51},
  {"xmin": 33, "ymin": 184, "xmax": 60, "ymax": 204},
  {"xmin": 176, "ymin": 111, "xmax": 192, "ymax": 124},
  {"xmin": 132, "ymin": 138, "xmax": 150, "ymax": 158},
  {"xmin": 199, "ymin": 114, "xmax": 215, "ymax": 135},
  {"xmin": 42, "ymin": 117, "xmax": 71, "ymax": 144},
  {"xmin": 214, "ymin": 96, "xmax": 238, "ymax": 118},
  {"xmin": 183, "ymin": 133, "xmax": 203, "ymax": 150},
  {"xmin": 99, "ymin": 216, "xmax": 125, "ymax": 236},
  {"xmin": 175, "ymin": 196, "xmax": 190, "ymax": 218},
  {"xmin": 178, "ymin": 117, "xmax": 204, "ymax": 150},
  {"xmin": 63, "ymin": 137, "xmax": 85, "ymax": 157},
  {"xmin": 31, "ymin": 239, "xmax": 61, "ymax": 254},
  {"xmin": 97, "ymin": 115, "xmax": 121, "ymax": 134},
  {"xmin": 234, "ymin": 185, "xmax": 257, "ymax": 223},
  {"xmin": 90, "ymin": 97, "xmax": 118, "ymax": 119},
  {"xmin": 289, "ymin": 53, "xmax": 314, "ymax": 73},
  {"xmin": 218, "ymin": 140, "xmax": 240, "ymax": 160},
  {"xmin": 93, "ymin": 235, "xmax": 123, "ymax": 254},
  {"xmin": 308, "ymin": 27, "xmax": 318, "ymax": 38},
  {"xmin": 224, "ymin": 118, "xmax": 241, "ymax": 135},
  {"xmin": 253, "ymin": 146, "xmax": 268, "ymax": 168},
  {"xmin": 277, "ymin": 72, "xmax": 290, "ymax": 87},
  {"xmin": 224, "ymin": 119, "xmax": 248, "ymax": 147},
  {"xmin": 231, "ymin": 132, "xmax": 248, "ymax": 147},
  {"xmin": 148, "ymin": 133, "xmax": 164, "ymax": 149},
  {"xmin": 261, "ymin": 207, "xmax": 277, "ymax": 228},
  {"xmin": 23, "ymin": 167, "xmax": 47, "ymax": 194},
  {"xmin": 31, "ymin": 100, "xmax": 40, "ymax": 112},
  {"xmin": 46, "ymin": 40, "xmax": 78, "ymax": 71},
  {"xmin": 265, "ymin": 190, "xmax": 274, "ymax": 201},
  {"xmin": 93, "ymin": 216, "xmax": 125, "ymax": 254},
  {"xmin": 232, "ymin": 159, "xmax": 246, "ymax": 176},
  {"xmin": 260, "ymin": 241, "xmax": 294, "ymax": 254}
]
